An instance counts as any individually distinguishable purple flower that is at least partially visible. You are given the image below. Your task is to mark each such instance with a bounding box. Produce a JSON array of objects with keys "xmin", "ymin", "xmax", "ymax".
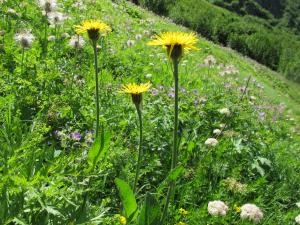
[
  {"xmin": 149, "ymin": 88, "xmax": 159, "ymax": 96},
  {"xmin": 180, "ymin": 87, "xmax": 186, "ymax": 93},
  {"xmin": 194, "ymin": 99, "xmax": 199, "ymax": 106},
  {"xmin": 157, "ymin": 85, "xmax": 164, "ymax": 89},
  {"xmin": 258, "ymin": 112, "xmax": 266, "ymax": 121},
  {"xmin": 168, "ymin": 91, "xmax": 175, "ymax": 98},
  {"xmin": 224, "ymin": 83, "xmax": 231, "ymax": 88},
  {"xmin": 71, "ymin": 132, "xmax": 81, "ymax": 141},
  {"xmin": 192, "ymin": 89, "xmax": 198, "ymax": 95}
]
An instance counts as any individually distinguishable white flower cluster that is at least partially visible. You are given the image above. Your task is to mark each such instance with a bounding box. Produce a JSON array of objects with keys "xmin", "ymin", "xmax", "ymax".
[
  {"xmin": 38, "ymin": 0, "xmax": 57, "ymax": 14},
  {"xmin": 219, "ymin": 108, "xmax": 230, "ymax": 116},
  {"xmin": 295, "ymin": 214, "xmax": 300, "ymax": 224},
  {"xmin": 240, "ymin": 203, "xmax": 263, "ymax": 223},
  {"xmin": 296, "ymin": 202, "xmax": 300, "ymax": 208},
  {"xmin": 48, "ymin": 11, "xmax": 67, "ymax": 26},
  {"xmin": 204, "ymin": 55, "xmax": 217, "ymax": 67},
  {"xmin": 205, "ymin": 138, "xmax": 218, "ymax": 147},
  {"xmin": 213, "ymin": 129, "xmax": 221, "ymax": 135},
  {"xmin": 208, "ymin": 200, "xmax": 228, "ymax": 216},
  {"xmin": 223, "ymin": 177, "xmax": 247, "ymax": 193},
  {"xmin": 69, "ymin": 35, "xmax": 85, "ymax": 49},
  {"xmin": 14, "ymin": 30, "xmax": 35, "ymax": 48}
]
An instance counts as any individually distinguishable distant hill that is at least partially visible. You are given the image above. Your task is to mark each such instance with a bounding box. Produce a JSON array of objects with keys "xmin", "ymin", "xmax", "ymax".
[
  {"xmin": 135, "ymin": 0, "xmax": 300, "ymax": 83},
  {"xmin": 210, "ymin": 0, "xmax": 300, "ymax": 34}
]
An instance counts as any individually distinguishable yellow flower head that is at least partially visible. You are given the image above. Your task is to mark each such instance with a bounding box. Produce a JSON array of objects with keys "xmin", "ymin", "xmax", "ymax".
[
  {"xmin": 119, "ymin": 215, "xmax": 126, "ymax": 225},
  {"xmin": 147, "ymin": 31, "xmax": 198, "ymax": 60},
  {"xmin": 75, "ymin": 20, "xmax": 111, "ymax": 41},
  {"xmin": 175, "ymin": 222, "xmax": 186, "ymax": 225},
  {"xmin": 121, "ymin": 83, "xmax": 151, "ymax": 106},
  {"xmin": 234, "ymin": 204, "xmax": 241, "ymax": 213},
  {"xmin": 179, "ymin": 208, "xmax": 189, "ymax": 216}
]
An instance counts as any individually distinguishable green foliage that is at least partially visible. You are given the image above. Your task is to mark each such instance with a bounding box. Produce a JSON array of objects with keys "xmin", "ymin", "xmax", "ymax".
[{"xmin": 115, "ymin": 178, "xmax": 138, "ymax": 220}]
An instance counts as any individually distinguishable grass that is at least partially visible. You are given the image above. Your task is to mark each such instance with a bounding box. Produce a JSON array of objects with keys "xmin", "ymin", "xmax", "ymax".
[{"xmin": 0, "ymin": 0, "xmax": 299, "ymax": 224}]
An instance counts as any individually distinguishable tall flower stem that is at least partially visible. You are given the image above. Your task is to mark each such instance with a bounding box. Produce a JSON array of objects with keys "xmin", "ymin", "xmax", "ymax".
[
  {"xmin": 21, "ymin": 47, "xmax": 25, "ymax": 75},
  {"xmin": 92, "ymin": 40, "xmax": 100, "ymax": 137},
  {"xmin": 133, "ymin": 103, "xmax": 143, "ymax": 193},
  {"xmin": 161, "ymin": 59, "xmax": 179, "ymax": 223}
]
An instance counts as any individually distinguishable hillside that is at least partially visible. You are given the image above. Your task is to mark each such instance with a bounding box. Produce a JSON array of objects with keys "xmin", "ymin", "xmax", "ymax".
[
  {"xmin": 137, "ymin": 0, "xmax": 300, "ymax": 83},
  {"xmin": 0, "ymin": 0, "xmax": 300, "ymax": 224}
]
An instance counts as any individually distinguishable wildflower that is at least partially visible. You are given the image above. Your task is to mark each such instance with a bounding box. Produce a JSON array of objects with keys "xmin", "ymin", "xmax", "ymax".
[
  {"xmin": 175, "ymin": 222, "xmax": 186, "ymax": 225},
  {"xmin": 296, "ymin": 202, "xmax": 300, "ymax": 208},
  {"xmin": 296, "ymin": 214, "xmax": 300, "ymax": 224},
  {"xmin": 119, "ymin": 215, "xmax": 126, "ymax": 225},
  {"xmin": 213, "ymin": 129, "xmax": 221, "ymax": 135},
  {"xmin": 75, "ymin": 20, "xmax": 111, "ymax": 41},
  {"xmin": 69, "ymin": 35, "xmax": 85, "ymax": 48},
  {"xmin": 179, "ymin": 208, "xmax": 188, "ymax": 216},
  {"xmin": 208, "ymin": 200, "xmax": 228, "ymax": 216},
  {"xmin": 205, "ymin": 138, "xmax": 218, "ymax": 147},
  {"xmin": 47, "ymin": 11, "xmax": 66, "ymax": 25},
  {"xmin": 223, "ymin": 177, "xmax": 247, "ymax": 193},
  {"xmin": 38, "ymin": 0, "xmax": 57, "ymax": 14},
  {"xmin": 240, "ymin": 204, "xmax": 263, "ymax": 223},
  {"xmin": 14, "ymin": 30, "xmax": 35, "ymax": 48},
  {"xmin": 147, "ymin": 31, "xmax": 198, "ymax": 60},
  {"xmin": 145, "ymin": 73, "xmax": 152, "ymax": 79},
  {"xmin": 135, "ymin": 34, "xmax": 142, "ymax": 40},
  {"xmin": 47, "ymin": 35, "xmax": 55, "ymax": 41},
  {"xmin": 121, "ymin": 83, "xmax": 151, "ymax": 106},
  {"xmin": 204, "ymin": 55, "xmax": 216, "ymax": 67},
  {"xmin": 168, "ymin": 91, "xmax": 175, "ymax": 98},
  {"xmin": 143, "ymin": 30, "xmax": 150, "ymax": 36},
  {"xmin": 71, "ymin": 132, "xmax": 81, "ymax": 141},
  {"xmin": 258, "ymin": 112, "xmax": 266, "ymax": 121},
  {"xmin": 73, "ymin": 0, "xmax": 86, "ymax": 10},
  {"xmin": 219, "ymin": 108, "xmax": 230, "ymax": 116},
  {"xmin": 126, "ymin": 39, "xmax": 135, "ymax": 47},
  {"xmin": 234, "ymin": 204, "xmax": 241, "ymax": 213}
]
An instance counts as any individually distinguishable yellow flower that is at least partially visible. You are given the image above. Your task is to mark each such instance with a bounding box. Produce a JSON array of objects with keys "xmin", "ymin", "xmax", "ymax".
[
  {"xmin": 179, "ymin": 208, "xmax": 189, "ymax": 216},
  {"xmin": 234, "ymin": 204, "xmax": 241, "ymax": 213},
  {"xmin": 147, "ymin": 31, "xmax": 198, "ymax": 60},
  {"xmin": 75, "ymin": 20, "xmax": 111, "ymax": 41},
  {"xmin": 175, "ymin": 222, "xmax": 186, "ymax": 225},
  {"xmin": 118, "ymin": 215, "xmax": 126, "ymax": 225},
  {"xmin": 121, "ymin": 83, "xmax": 151, "ymax": 106}
]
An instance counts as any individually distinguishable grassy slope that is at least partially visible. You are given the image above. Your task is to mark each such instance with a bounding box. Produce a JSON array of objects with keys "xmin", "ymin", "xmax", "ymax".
[
  {"xmin": 116, "ymin": 2, "xmax": 300, "ymax": 123},
  {"xmin": 1, "ymin": 0, "xmax": 300, "ymax": 224}
]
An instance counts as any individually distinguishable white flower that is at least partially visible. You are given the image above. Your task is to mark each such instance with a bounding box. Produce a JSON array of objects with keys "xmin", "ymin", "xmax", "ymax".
[
  {"xmin": 204, "ymin": 55, "xmax": 216, "ymax": 67},
  {"xmin": 296, "ymin": 202, "xmax": 300, "ymax": 208},
  {"xmin": 145, "ymin": 74, "xmax": 152, "ymax": 79},
  {"xmin": 240, "ymin": 204, "xmax": 263, "ymax": 223},
  {"xmin": 69, "ymin": 35, "xmax": 85, "ymax": 49},
  {"xmin": 47, "ymin": 11, "xmax": 66, "ymax": 25},
  {"xmin": 295, "ymin": 214, "xmax": 300, "ymax": 224},
  {"xmin": 219, "ymin": 108, "xmax": 230, "ymax": 116},
  {"xmin": 135, "ymin": 34, "xmax": 142, "ymax": 40},
  {"xmin": 72, "ymin": 0, "xmax": 86, "ymax": 10},
  {"xmin": 126, "ymin": 40, "xmax": 135, "ymax": 47},
  {"xmin": 213, "ymin": 129, "xmax": 221, "ymax": 135},
  {"xmin": 47, "ymin": 35, "xmax": 55, "ymax": 41},
  {"xmin": 208, "ymin": 200, "xmax": 228, "ymax": 216},
  {"xmin": 219, "ymin": 123, "xmax": 226, "ymax": 129},
  {"xmin": 38, "ymin": 0, "xmax": 57, "ymax": 13},
  {"xmin": 14, "ymin": 30, "xmax": 35, "ymax": 48},
  {"xmin": 205, "ymin": 138, "xmax": 218, "ymax": 147}
]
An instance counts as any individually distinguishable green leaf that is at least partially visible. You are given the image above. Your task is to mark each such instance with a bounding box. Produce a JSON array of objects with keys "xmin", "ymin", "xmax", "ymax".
[
  {"xmin": 166, "ymin": 165, "xmax": 185, "ymax": 183},
  {"xmin": 87, "ymin": 126, "xmax": 110, "ymax": 172},
  {"xmin": 138, "ymin": 193, "xmax": 160, "ymax": 225},
  {"xmin": 114, "ymin": 178, "xmax": 137, "ymax": 220}
]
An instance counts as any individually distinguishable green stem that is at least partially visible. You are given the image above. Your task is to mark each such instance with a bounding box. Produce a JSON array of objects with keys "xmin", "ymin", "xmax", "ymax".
[
  {"xmin": 161, "ymin": 59, "xmax": 179, "ymax": 223},
  {"xmin": 93, "ymin": 41, "xmax": 100, "ymax": 137},
  {"xmin": 21, "ymin": 47, "xmax": 25, "ymax": 75},
  {"xmin": 133, "ymin": 104, "xmax": 143, "ymax": 193}
]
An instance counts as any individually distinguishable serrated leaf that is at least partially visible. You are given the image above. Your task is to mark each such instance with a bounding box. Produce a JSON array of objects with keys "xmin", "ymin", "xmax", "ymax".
[{"xmin": 115, "ymin": 178, "xmax": 137, "ymax": 220}]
